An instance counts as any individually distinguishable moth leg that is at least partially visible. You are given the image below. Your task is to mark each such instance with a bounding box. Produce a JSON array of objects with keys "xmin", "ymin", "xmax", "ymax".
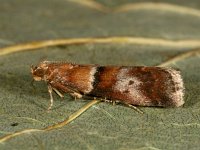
[
  {"xmin": 47, "ymin": 84, "xmax": 54, "ymax": 111},
  {"xmin": 52, "ymin": 87, "xmax": 64, "ymax": 99},
  {"xmin": 101, "ymin": 97, "xmax": 115, "ymax": 104},
  {"xmin": 101, "ymin": 97, "xmax": 143, "ymax": 114},
  {"xmin": 125, "ymin": 104, "xmax": 144, "ymax": 114},
  {"xmin": 112, "ymin": 100, "xmax": 116, "ymax": 106},
  {"xmin": 70, "ymin": 92, "xmax": 83, "ymax": 100}
]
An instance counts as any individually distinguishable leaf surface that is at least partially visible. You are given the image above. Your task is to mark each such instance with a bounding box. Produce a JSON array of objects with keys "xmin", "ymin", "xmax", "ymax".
[{"xmin": 0, "ymin": 0, "xmax": 200, "ymax": 150}]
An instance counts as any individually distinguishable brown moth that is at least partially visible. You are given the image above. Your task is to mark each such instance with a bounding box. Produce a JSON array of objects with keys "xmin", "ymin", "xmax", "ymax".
[{"xmin": 31, "ymin": 61, "xmax": 184, "ymax": 110}]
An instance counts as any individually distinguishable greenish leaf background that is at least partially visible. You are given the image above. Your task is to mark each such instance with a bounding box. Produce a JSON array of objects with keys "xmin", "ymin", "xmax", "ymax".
[{"xmin": 0, "ymin": 0, "xmax": 200, "ymax": 149}]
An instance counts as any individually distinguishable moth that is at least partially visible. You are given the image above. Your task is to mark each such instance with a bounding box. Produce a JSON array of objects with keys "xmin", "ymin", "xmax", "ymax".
[{"xmin": 31, "ymin": 61, "xmax": 184, "ymax": 110}]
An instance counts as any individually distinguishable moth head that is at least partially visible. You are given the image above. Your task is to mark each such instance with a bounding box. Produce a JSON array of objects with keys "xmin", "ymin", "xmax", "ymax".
[{"xmin": 31, "ymin": 62, "xmax": 48, "ymax": 81}]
